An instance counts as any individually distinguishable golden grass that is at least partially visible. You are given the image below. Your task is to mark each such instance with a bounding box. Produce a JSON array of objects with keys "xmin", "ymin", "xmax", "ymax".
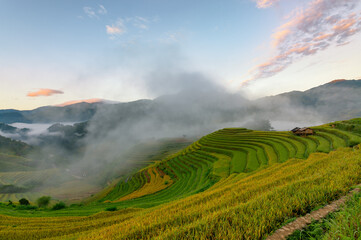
[
  {"xmin": 114, "ymin": 167, "xmax": 173, "ymax": 202},
  {"xmin": 2, "ymin": 146, "xmax": 361, "ymax": 239}
]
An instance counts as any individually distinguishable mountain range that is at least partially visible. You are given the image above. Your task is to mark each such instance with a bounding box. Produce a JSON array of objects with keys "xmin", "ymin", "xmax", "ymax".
[{"xmin": 1, "ymin": 79, "xmax": 360, "ymax": 127}]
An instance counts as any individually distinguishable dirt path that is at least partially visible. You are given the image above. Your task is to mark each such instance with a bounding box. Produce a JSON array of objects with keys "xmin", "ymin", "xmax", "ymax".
[{"xmin": 266, "ymin": 184, "xmax": 361, "ymax": 240}]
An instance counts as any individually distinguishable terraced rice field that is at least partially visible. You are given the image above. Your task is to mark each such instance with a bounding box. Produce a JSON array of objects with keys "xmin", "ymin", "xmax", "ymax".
[
  {"xmin": 0, "ymin": 192, "xmax": 44, "ymax": 203},
  {"xmin": 0, "ymin": 153, "xmax": 34, "ymax": 172},
  {"xmin": 2, "ymin": 120, "xmax": 361, "ymax": 239},
  {"xmin": 2, "ymin": 146, "xmax": 361, "ymax": 239},
  {"xmin": 0, "ymin": 169, "xmax": 59, "ymax": 186},
  {"xmin": 96, "ymin": 124, "xmax": 361, "ymax": 207}
]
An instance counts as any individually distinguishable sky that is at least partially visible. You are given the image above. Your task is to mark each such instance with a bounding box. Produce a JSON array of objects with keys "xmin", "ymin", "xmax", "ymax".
[{"xmin": 1, "ymin": 0, "xmax": 361, "ymax": 110}]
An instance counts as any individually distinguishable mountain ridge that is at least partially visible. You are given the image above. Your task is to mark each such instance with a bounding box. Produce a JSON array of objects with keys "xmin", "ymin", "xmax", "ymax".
[{"xmin": 1, "ymin": 79, "xmax": 361, "ymax": 125}]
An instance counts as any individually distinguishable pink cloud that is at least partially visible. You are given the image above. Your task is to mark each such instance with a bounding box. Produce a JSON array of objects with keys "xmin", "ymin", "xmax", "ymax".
[
  {"xmin": 272, "ymin": 29, "xmax": 291, "ymax": 46},
  {"xmin": 313, "ymin": 33, "xmax": 333, "ymax": 41},
  {"xmin": 254, "ymin": 0, "xmax": 280, "ymax": 8},
  {"xmin": 106, "ymin": 19, "xmax": 126, "ymax": 37},
  {"xmin": 27, "ymin": 89, "xmax": 64, "ymax": 97},
  {"xmin": 244, "ymin": 0, "xmax": 361, "ymax": 85}
]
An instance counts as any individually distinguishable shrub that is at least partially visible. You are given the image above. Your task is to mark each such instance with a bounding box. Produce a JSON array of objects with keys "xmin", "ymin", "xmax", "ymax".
[
  {"xmin": 105, "ymin": 206, "xmax": 117, "ymax": 211},
  {"xmin": 17, "ymin": 205, "xmax": 37, "ymax": 210},
  {"xmin": 52, "ymin": 202, "xmax": 66, "ymax": 210},
  {"xmin": 348, "ymin": 140, "xmax": 359, "ymax": 147},
  {"xmin": 19, "ymin": 198, "xmax": 30, "ymax": 206},
  {"xmin": 70, "ymin": 203, "xmax": 83, "ymax": 208},
  {"xmin": 37, "ymin": 196, "xmax": 51, "ymax": 208}
]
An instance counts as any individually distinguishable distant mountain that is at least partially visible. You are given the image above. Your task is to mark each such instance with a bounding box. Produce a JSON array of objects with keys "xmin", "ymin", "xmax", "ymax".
[
  {"xmin": 254, "ymin": 79, "xmax": 361, "ymax": 121},
  {"xmin": 55, "ymin": 98, "xmax": 119, "ymax": 107},
  {"xmin": 0, "ymin": 109, "xmax": 30, "ymax": 123},
  {"xmin": 1, "ymin": 79, "xmax": 361, "ymax": 126},
  {"xmin": 0, "ymin": 102, "xmax": 104, "ymax": 124}
]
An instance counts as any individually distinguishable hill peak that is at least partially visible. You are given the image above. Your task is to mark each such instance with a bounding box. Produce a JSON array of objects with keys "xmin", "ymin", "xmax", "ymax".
[
  {"xmin": 55, "ymin": 98, "xmax": 118, "ymax": 107},
  {"xmin": 329, "ymin": 79, "xmax": 346, "ymax": 84}
]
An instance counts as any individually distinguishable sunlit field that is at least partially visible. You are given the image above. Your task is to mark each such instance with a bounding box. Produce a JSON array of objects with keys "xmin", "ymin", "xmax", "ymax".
[{"xmin": 2, "ymin": 119, "xmax": 361, "ymax": 239}]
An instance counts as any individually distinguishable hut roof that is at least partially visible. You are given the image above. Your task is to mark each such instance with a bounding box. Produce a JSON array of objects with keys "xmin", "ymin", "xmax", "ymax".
[{"xmin": 291, "ymin": 127, "xmax": 300, "ymax": 132}]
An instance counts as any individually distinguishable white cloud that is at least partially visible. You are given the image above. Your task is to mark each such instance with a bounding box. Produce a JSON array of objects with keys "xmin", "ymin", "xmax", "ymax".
[
  {"xmin": 83, "ymin": 5, "xmax": 107, "ymax": 19},
  {"xmin": 126, "ymin": 16, "xmax": 149, "ymax": 30},
  {"xmin": 106, "ymin": 19, "xmax": 126, "ymax": 37},
  {"xmin": 103, "ymin": 15, "xmax": 155, "ymax": 40},
  {"xmin": 83, "ymin": 6, "xmax": 97, "ymax": 18},
  {"xmin": 98, "ymin": 5, "xmax": 107, "ymax": 15}
]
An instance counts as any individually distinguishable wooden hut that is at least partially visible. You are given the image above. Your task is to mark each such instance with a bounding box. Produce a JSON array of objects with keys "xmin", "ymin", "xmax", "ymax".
[{"xmin": 291, "ymin": 127, "xmax": 315, "ymax": 136}]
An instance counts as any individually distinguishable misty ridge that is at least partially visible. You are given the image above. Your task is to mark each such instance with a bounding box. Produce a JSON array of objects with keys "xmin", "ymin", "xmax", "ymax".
[
  {"xmin": 1, "ymin": 74, "xmax": 361, "ymax": 190},
  {"xmin": 80, "ymin": 78, "xmax": 361, "ymax": 178}
]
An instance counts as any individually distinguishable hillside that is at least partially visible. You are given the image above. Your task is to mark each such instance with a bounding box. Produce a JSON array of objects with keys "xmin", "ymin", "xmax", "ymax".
[
  {"xmin": 0, "ymin": 102, "xmax": 103, "ymax": 124},
  {"xmin": 0, "ymin": 135, "xmax": 33, "ymax": 157},
  {"xmin": 2, "ymin": 80, "xmax": 361, "ymax": 136},
  {"xmin": 0, "ymin": 134, "xmax": 192, "ymax": 203},
  {"xmin": 88, "ymin": 119, "xmax": 361, "ymax": 207},
  {"xmin": 1, "ymin": 119, "xmax": 361, "ymax": 239},
  {"xmin": 255, "ymin": 79, "xmax": 361, "ymax": 122}
]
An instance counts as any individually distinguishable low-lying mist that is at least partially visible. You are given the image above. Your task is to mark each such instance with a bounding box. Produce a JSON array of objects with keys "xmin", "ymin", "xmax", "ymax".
[{"xmin": 1, "ymin": 69, "xmax": 335, "ymax": 201}]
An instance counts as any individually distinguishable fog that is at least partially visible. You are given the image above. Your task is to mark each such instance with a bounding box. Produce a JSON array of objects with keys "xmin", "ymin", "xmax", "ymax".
[
  {"xmin": 0, "ymin": 122, "xmax": 77, "ymax": 145},
  {"xmin": 4, "ymin": 58, "xmax": 349, "ymax": 200},
  {"xmin": 0, "ymin": 71, "xmax": 329, "ymax": 187},
  {"xmin": 270, "ymin": 120, "xmax": 324, "ymax": 131},
  {"xmin": 72, "ymin": 69, "xmax": 328, "ymax": 184}
]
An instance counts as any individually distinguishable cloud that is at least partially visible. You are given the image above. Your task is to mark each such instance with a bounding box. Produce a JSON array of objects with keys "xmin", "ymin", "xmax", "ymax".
[
  {"xmin": 83, "ymin": 7, "xmax": 97, "ymax": 18},
  {"xmin": 106, "ymin": 19, "xmax": 126, "ymax": 37},
  {"xmin": 83, "ymin": 5, "xmax": 107, "ymax": 19},
  {"xmin": 244, "ymin": 0, "xmax": 361, "ymax": 85},
  {"xmin": 125, "ymin": 16, "xmax": 150, "ymax": 30},
  {"xmin": 27, "ymin": 89, "xmax": 64, "ymax": 97},
  {"xmin": 103, "ymin": 16, "xmax": 152, "ymax": 39},
  {"xmin": 98, "ymin": 5, "xmax": 107, "ymax": 15},
  {"xmin": 254, "ymin": 0, "xmax": 280, "ymax": 8},
  {"xmin": 133, "ymin": 16, "xmax": 149, "ymax": 29}
]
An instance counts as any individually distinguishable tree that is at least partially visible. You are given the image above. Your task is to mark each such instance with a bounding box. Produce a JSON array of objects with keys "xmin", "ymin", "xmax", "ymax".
[
  {"xmin": 52, "ymin": 202, "xmax": 66, "ymax": 210},
  {"xmin": 37, "ymin": 196, "xmax": 51, "ymax": 207},
  {"xmin": 19, "ymin": 198, "xmax": 30, "ymax": 205}
]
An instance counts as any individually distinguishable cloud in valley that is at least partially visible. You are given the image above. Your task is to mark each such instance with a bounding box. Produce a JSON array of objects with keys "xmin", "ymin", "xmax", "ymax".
[
  {"xmin": 244, "ymin": 0, "xmax": 361, "ymax": 85},
  {"xmin": 27, "ymin": 88, "xmax": 64, "ymax": 97}
]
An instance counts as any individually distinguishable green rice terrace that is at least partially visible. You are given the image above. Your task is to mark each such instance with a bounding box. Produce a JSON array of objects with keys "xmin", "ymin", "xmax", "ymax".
[
  {"xmin": 93, "ymin": 120, "xmax": 361, "ymax": 205},
  {"xmin": 2, "ymin": 118, "xmax": 361, "ymax": 239}
]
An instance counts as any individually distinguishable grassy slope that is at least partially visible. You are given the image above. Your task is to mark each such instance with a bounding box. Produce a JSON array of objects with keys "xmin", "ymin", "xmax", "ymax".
[
  {"xmin": 0, "ymin": 137, "xmax": 192, "ymax": 207},
  {"xmin": 2, "ymin": 146, "xmax": 361, "ymax": 239},
  {"xmin": 287, "ymin": 190, "xmax": 361, "ymax": 240},
  {"xmin": 90, "ymin": 122, "xmax": 361, "ymax": 209},
  {"xmin": 2, "ymin": 119, "xmax": 361, "ymax": 239},
  {"xmin": 2, "ymin": 121, "xmax": 361, "ymax": 216}
]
